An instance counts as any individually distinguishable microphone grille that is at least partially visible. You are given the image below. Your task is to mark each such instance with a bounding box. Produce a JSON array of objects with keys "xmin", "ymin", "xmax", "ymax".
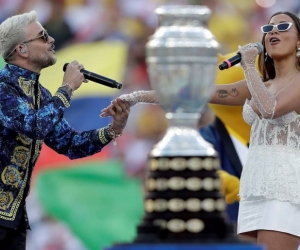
[
  {"xmin": 63, "ymin": 63, "xmax": 69, "ymax": 72},
  {"xmin": 254, "ymin": 42, "xmax": 263, "ymax": 54}
]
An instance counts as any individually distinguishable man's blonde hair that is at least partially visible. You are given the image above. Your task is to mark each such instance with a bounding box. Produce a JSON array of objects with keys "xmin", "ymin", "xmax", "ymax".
[{"xmin": 0, "ymin": 10, "xmax": 37, "ymax": 60}]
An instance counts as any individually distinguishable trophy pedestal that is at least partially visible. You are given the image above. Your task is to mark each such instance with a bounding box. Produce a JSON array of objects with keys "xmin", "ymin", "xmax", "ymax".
[
  {"xmin": 104, "ymin": 243, "xmax": 265, "ymax": 250},
  {"xmin": 133, "ymin": 125, "xmax": 235, "ymax": 243}
]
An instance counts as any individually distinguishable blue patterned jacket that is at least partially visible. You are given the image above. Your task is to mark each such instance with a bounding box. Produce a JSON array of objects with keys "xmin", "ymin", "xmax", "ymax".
[{"xmin": 0, "ymin": 64, "xmax": 112, "ymax": 229}]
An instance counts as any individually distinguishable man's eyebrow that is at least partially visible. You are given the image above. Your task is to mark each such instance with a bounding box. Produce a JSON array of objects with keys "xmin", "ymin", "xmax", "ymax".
[{"xmin": 37, "ymin": 30, "xmax": 44, "ymax": 35}]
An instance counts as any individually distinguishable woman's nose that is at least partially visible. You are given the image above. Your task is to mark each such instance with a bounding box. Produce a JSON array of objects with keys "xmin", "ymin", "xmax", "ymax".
[{"xmin": 270, "ymin": 25, "xmax": 278, "ymax": 34}]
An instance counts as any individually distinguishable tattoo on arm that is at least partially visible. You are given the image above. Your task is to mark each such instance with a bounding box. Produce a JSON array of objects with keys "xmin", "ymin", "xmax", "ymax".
[{"xmin": 216, "ymin": 88, "xmax": 239, "ymax": 98}]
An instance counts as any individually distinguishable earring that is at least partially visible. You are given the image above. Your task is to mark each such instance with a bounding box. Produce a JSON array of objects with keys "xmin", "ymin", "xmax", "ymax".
[
  {"xmin": 297, "ymin": 48, "xmax": 300, "ymax": 58},
  {"xmin": 265, "ymin": 52, "xmax": 268, "ymax": 62}
]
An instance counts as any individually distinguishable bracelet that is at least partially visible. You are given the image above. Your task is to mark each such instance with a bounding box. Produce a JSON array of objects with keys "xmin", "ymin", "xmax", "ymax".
[
  {"xmin": 59, "ymin": 83, "xmax": 74, "ymax": 97},
  {"xmin": 107, "ymin": 123, "xmax": 122, "ymax": 146}
]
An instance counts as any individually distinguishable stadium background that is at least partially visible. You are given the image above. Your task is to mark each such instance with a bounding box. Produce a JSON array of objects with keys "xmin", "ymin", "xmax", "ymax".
[{"xmin": 0, "ymin": 0, "xmax": 299, "ymax": 249}]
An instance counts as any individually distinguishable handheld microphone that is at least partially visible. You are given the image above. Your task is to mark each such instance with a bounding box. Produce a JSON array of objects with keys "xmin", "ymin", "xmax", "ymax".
[
  {"xmin": 63, "ymin": 63, "xmax": 122, "ymax": 89},
  {"xmin": 219, "ymin": 42, "xmax": 263, "ymax": 70}
]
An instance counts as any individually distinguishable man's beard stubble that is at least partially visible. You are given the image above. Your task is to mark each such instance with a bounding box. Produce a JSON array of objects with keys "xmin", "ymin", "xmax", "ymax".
[{"xmin": 29, "ymin": 49, "xmax": 57, "ymax": 70}]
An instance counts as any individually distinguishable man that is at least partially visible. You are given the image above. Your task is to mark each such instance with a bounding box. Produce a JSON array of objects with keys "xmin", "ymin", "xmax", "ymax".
[{"xmin": 0, "ymin": 10, "xmax": 130, "ymax": 249}]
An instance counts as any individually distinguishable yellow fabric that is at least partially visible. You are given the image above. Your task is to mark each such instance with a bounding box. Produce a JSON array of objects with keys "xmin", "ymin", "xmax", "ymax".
[
  {"xmin": 40, "ymin": 41, "xmax": 128, "ymax": 98},
  {"xmin": 225, "ymin": 125, "xmax": 248, "ymax": 146},
  {"xmin": 218, "ymin": 170, "xmax": 240, "ymax": 204},
  {"xmin": 208, "ymin": 16, "xmax": 248, "ymax": 53}
]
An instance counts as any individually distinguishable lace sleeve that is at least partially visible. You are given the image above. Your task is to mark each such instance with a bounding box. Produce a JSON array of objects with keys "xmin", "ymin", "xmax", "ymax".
[
  {"xmin": 100, "ymin": 90, "xmax": 159, "ymax": 118},
  {"xmin": 119, "ymin": 90, "xmax": 159, "ymax": 106},
  {"xmin": 239, "ymin": 44, "xmax": 277, "ymax": 119}
]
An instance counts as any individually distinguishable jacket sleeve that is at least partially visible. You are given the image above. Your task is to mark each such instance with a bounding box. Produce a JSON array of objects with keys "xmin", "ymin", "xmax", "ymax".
[
  {"xmin": 0, "ymin": 82, "xmax": 72, "ymax": 139},
  {"xmin": 44, "ymin": 118, "xmax": 112, "ymax": 160}
]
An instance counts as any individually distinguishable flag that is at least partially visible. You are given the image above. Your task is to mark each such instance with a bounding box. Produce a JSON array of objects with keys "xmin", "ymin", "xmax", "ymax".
[
  {"xmin": 0, "ymin": 57, "xmax": 5, "ymax": 68},
  {"xmin": 36, "ymin": 160, "xmax": 144, "ymax": 250}
]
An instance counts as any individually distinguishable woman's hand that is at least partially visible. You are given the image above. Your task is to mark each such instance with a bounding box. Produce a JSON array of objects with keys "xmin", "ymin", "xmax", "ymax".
[
  {"xmin": 238, "ymin": 43, "xmax": 260, "ymax": 69},
  {"xmin": 100, "ymin": 90, "xmax": 158, "ymax": 117}
]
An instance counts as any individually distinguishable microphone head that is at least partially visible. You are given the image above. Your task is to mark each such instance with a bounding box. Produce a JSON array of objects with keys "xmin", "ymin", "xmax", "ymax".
[
  {"xmin": 219, "ymin": 62, "xmax": 228, "ymax": 71},
  {"xmin": 254, "ymin": 42, "xmax": 263, "ymax": 54},
  {"xmin": 116, "ymin": 82, "xmax": 122, "ymax": 89},
  {"xmin": 63, "ymin": 63, "xmax": 69, "ymax": 72}
]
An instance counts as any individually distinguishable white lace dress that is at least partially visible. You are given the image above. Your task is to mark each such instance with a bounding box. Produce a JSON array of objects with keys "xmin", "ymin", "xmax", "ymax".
[{"xmin": 237, "ymin": 99, "xmax": 300, "ymax": 236}]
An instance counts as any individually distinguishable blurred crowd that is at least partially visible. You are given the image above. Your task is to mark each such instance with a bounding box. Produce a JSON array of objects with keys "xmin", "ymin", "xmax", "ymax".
[{"xmin": 1, "ymin": 0, "xmax": 300, "ymax": 249}]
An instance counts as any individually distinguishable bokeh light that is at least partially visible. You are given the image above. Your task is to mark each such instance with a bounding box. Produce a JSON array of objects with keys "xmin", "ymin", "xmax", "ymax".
[{"xmin": 256, "ymin": 0, "xmax": 276, "ymax": 8}]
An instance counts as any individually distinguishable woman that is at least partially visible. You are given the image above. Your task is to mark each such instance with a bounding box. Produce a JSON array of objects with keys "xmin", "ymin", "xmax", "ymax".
[
  {"xmin": 210, "ymin": 11, "xmax": 300, "ymax": 250},
  {"xmin": 101, "ymin": 11, "xmax": 300, "ymax": 250}
]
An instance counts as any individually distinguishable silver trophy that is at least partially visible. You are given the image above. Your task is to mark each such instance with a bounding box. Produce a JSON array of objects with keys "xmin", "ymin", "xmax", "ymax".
[
  {"xmin": 133, "ymin": 5, "xmax": 236, "ymax": 243},
  {"xmin": 146, "ymin": 5, "xmax": 219, "ymax": 157}
]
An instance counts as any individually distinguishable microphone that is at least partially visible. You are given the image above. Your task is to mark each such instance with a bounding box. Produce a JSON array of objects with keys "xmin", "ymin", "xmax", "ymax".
[
  {"xmin": 63, "ymin": 63, "xmax": 122, "ymax": 89},
  {"xmin": 219, "ymin": 42, "xmax": 263, "ymax": 70}
]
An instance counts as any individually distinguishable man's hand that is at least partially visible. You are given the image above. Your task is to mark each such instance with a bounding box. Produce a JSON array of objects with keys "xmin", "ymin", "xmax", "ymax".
[
  {"xmin": 62, "ymin": 60, "xmax": 88, "ymax": 91},
  {"xmin": 105, "ymin": 98, "xmax": 130, "ymax": 135}
]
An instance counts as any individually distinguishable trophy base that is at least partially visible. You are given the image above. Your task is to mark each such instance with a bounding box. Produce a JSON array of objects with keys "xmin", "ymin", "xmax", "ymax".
[
  {"xmin": 150, "ymin": 126, "xmax": 217, "ymax": 157},
  {"xmin": 133, "ymin": 217, "xmax": 237, "ymax": 243},
  {"xmin": 104, "ymin": 243, "xmax": 265, "ymax": 250},
  {"xmin": 133, "ymin": 123, "xmax": 240, "ymax": 245}
]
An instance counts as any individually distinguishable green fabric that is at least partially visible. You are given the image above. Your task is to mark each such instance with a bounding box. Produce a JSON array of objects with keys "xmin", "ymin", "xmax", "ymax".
[
  {"xmin": 36, "ymin": 160, "xmax": 144, "ymax": 250},
  {"xmin": 0, "ymin": 57, "xmax": 5, "ymax": 69}
]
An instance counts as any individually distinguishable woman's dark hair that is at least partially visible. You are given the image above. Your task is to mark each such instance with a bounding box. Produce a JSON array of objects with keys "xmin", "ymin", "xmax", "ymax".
[{"xmin": 258, "ymin": 11, "xmax": 300, "ymax": 81}]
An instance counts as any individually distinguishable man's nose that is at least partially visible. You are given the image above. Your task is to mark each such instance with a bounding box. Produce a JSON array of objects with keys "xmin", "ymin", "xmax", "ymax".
[{"xmin": 48, "ymin": 35, "xmax": 55, "ymax": 44}]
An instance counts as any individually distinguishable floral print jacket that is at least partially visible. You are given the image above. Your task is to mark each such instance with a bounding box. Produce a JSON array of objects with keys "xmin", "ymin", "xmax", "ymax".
[{"xmin": 0, "ymin": 64, "xmax": 111, "ymax": 229}]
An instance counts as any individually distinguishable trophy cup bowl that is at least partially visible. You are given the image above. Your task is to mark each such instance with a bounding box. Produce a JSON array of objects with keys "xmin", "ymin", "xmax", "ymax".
[{"xmin": 146, "ymin": 5, "xmax": 220, "ymax": 157}]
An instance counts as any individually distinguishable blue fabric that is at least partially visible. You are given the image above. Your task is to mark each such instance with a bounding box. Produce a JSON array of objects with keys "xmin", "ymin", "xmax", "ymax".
[
  {"xmin": 200, "ymin": 125, "xmax": 240, "ymax": 222},
  {"xmin": 64, "ymin": 96, "xmax": 113, "ymax": 131}
]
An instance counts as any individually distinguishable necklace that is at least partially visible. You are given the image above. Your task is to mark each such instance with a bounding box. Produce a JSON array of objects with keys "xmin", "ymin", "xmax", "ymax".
[
  {"xmin": 270, "ymin": 73, "xmax": 298, "ymax": 95},
  {"xmin": 273, "ymin": 71, "xmax": 299, "ymax": 81}
]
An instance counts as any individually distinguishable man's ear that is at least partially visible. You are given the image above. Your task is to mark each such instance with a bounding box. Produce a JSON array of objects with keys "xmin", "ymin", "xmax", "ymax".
[{"xmin": 17, "ymin": 44, "xmax": 27, "ymax": 55}]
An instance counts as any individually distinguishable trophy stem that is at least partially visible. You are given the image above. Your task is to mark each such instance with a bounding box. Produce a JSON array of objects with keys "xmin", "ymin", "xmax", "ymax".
[
  {"xmin": 166, "ymin": 113, "xmax": 200, "ymax": 128},
  {"xmin": 151, "ymin": 113, "xmax": 216, "ymax": 157}
]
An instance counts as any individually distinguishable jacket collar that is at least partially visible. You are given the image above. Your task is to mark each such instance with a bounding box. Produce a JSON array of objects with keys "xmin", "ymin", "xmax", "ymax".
[
  {"xmin": 6, "ymin": 64, "xmax": 40, "ymax": 83},
  {"xmin": 3, "ymin": 64, "xmax": 41, "ymax": 97}
]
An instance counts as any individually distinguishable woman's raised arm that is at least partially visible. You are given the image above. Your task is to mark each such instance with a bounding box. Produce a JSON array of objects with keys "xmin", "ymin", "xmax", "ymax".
[{"xmin": 209, "ymin": 79, "xmax": 251, "ymax": 106}]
